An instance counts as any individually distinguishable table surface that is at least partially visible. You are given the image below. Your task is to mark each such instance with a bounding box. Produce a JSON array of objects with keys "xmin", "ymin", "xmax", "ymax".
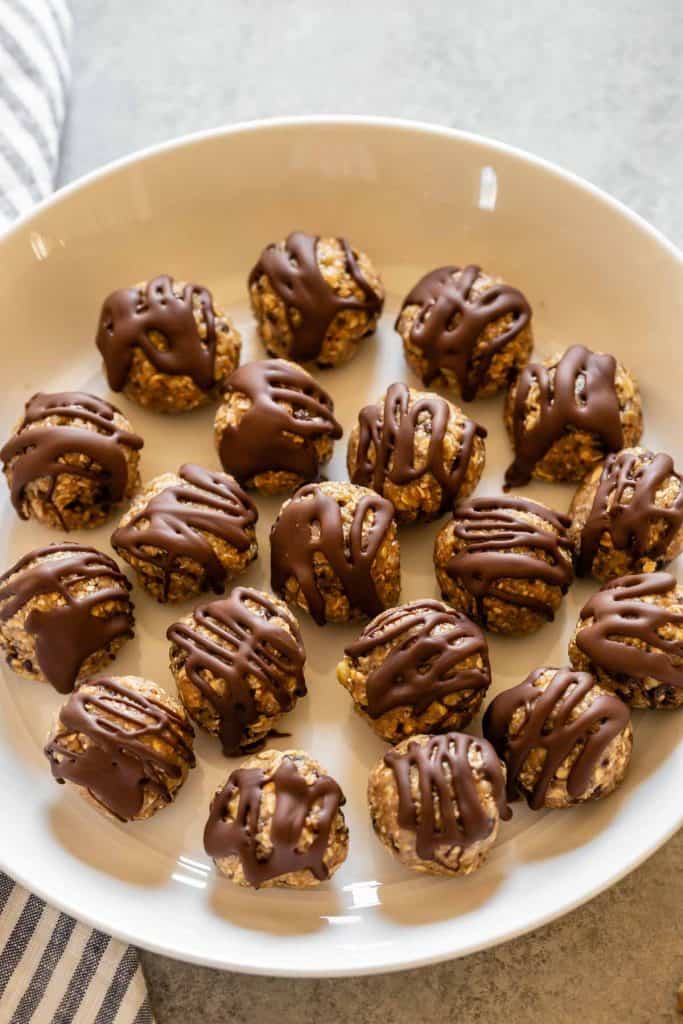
[{"xmin": 59, "ymin": 2, "xmax": 683, "ymax": 1021}]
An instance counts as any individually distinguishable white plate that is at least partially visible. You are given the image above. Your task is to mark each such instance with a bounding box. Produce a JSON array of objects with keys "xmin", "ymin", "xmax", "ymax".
[{"xmin": 1, "ymin": 117, "xmax": 682, "ymax": 977}]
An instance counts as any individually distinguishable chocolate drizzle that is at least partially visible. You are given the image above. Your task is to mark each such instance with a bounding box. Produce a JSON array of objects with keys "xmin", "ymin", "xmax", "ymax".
[
  {"xmin": 0, "ymin": 392, "xmax": 143, "ymax": 525},
  {"xmin": 204, "ymin": 755, "xmax": 344, "ymax": 886},
  {"xmin": 351, "ymin": 382, "xmax": 486, "ymax": 513},
  {"xmin": 445, "ymin": 497, "xmax": 573, "ymax": 624},
  {"xmin": 345, "ymin": 599, "xmax": 490, "ymax": 718},
  {"xmin": 483, "ymin": 668, "xmax": 630, "ymax": 809},
  {"xmin": 398, "ymin": 265, "xmax": 531, "ymax": 400},
  {"xmin": 0, "ymin": 543, "xmax": 133, "ymax": 694},
  {"xmin": 577, "ymin": 450, "xmax": 683, "ymax": 576},
  {"xmin": 112, "ymin": 464, "xmax": 257, "ymax": 601},
  {"xmin": 270, "ymin": 484, "xmax": 395, "ymax": 625},
  {"xmin": 96, "ymin": 275, "xmax": 218, "ymax": 392},
  {"xmin": 167, "ymin": 587, "xmax": 306, "ymax": 756},
  {"xmin": 384, "ymin": 733, "xmax": 510, "ymax": 861},
  {"xmin": 249, "ymin": 231, "xmax": 383, "ymax": 363},
  {"xmin": 218, "ymin": 359, "xmax": 342, "ymax": 483},
  {"xmin": 576, "ymin": 573, "xmax": 683, "ymax": 691},
  {"xmin": 45, "ymin": 678, "xmax": 195, "ymax": 821},
  {"xmin": 505, "ymin": 345, "xmax": 624, "ymax": 489}
]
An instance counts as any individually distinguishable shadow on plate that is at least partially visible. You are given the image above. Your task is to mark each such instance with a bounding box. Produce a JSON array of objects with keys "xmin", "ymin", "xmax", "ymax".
[{"xmin": 207, "ymin": 874, "xmax": 342, "ymax": 935}]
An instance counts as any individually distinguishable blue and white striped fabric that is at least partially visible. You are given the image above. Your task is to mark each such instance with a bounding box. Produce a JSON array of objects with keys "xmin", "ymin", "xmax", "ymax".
[{"xmin": 0, "ymin": 3, "xmax": 155, "ymax": 1020}]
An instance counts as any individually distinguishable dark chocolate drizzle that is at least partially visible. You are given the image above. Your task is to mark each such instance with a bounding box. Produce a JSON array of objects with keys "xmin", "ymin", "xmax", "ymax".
[
  {"xmin": 45, "ymin": 677, "xmax": 195, "ymax": 821},
  {"xmin": 0, "ymin": 392, "xmax": 143, "ymax": 526},
  {"xmin": 384, "ymin": 733, "xmax": 510, "ymax": 861},
  {"xmin": 218, "ymin": 359, "xmax": 342, "ymax": 484},
  {"xmin": 204, "ymin": 755, "xmax": 344, "ymax": 886},
  {"xmin": 345, "ymin": 599, "xmax": 490, "ymax": 719},
  {"xmin": 444, "ymin": 497, "xmax": 573, "ymax": 624},
  {"xmin": 0, "ymin": 543, "xmax": 133, "ymax": 694},
  {"xmin": 96, "ymin": 274, "xmax": 218, "ymax": 392},
  {"xmin": 249, "ymin": 231, "xmax": 383, "ymax": 363},
  {"xmin": 483, "ymin": 667, "xmax": 630, "ymax": 809},
  {"xmin": 167, "ymin": 587, "xmax": 306, "ymax": 756},
  {"xmin": 112, "ymin": 463, "xmax": 257, "ymax": 601},
  {"xmin": 351, "ymin": 382, "xmax": 486, "ymax": 514},
  {"xmin": 505, "ymin": 345, "xmax": 624, "ymax": 489},
  {"xmin": 397, "ymin": 265, "xmax": 531, "ymax": 400},
  {"xmin": 270, "ymin": 483, "xmax": 396, "ymax": 625},
  {"xmin": 577, "ymin": 450, "xmax": 683, "ymax": 576}
]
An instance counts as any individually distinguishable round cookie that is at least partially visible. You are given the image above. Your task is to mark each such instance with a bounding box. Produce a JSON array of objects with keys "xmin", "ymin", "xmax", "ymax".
[
  {"xmin": 0, "ymin": 543, "xmax": 134, "ymax": 694},
  {"xmin": 483, "ymin": 667, "xmax": 633, "ymax": 810},
  {"xmin": 570, "ymin": 447, "xmax": 683, "ymax": 581},
  {"xmin": 337, "ymin": 599, "xmax": 490, "ymax": 742},
  {"xmin": 44, "ymin": 675, "xmax": 195, "ymax": 822},
  {"xmin": 367, "ymin": 732, "xmax": 510, "ymax": 876},
  {"xmin": 214, "ymin": 358, "xmax": 342, "ymax": 494},
  {"xmin": 569, "ymin": 572, "xmax": 683, "ymax": 709},
  {"xmin": 434, "ymin": 496, "xmax": 574, "ymax": 634},
  {"xmin": 168, "ymin": 587, "xmax": 306, "ymax": 756},
  {"xmin": 112, "ymin": 463, "xmax": 257, "ymax": 603},
  {"xmin": 347, "ymin": 382, "xmax": 486, "ymax": 523},
  {"xmin": 396, "ymin": 264, "xmax": 532, "ymax": 400},
  {"xmin": 504, "ymin": 345, "xmax": 643, "ymax": 488},
  {"xmin": 248, "ymin": 231, "xmax": 384, "ymax": 367},
  {"xmin": 270, "ymin": 481, "xmax": 400, "ymax": 624},
  {"xmin": 204, "ymin": 748, "xmax": 348, "ymax": 888},
  {"xmin": 0, "ymin": 391, "xmax": 142, "ymax": 530},
  {"xmin": 96, "ymin": 274, "xmax": 241, "ymax": 413}
]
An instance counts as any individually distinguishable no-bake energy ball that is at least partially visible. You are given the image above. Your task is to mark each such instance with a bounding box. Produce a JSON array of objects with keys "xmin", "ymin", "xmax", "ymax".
[
  {"xmin": 44, "ymin": 675, "xmax": 195, "ymax": 822},
  {"xmin": 0, "ymin": 391, "xmax": 142, "ymax": 530},
  {"xmin": 483, "ymin": 667, "xmax": 633, "ymax": 809},
  {"xmin": 270, "ymin": 481, "xmax": 400, "ymax": 624},
  {"xmin": 0, "ymin": 542, "xmax": 134, "ymax": 694},
  {"xmin": 248, "ymin": 231, "xmax": 384, "ymax": 367},
  {"xmin": 504, "ymin": 345, "xmax": 643, "ymax": 488},
  {"xmin": 434, "ymin": 496, "xmax": 574, "ymax": 635},
  {"xmin": 337, "ymin": 599, "xmax": 491, "ymax": 743},
  {"xmin": 204, "ymin": 748, "xmax": 348, "ymax": 888},
  {"xmin": 96, "ymin": 274, "xmax": 241, "ymax": 413},
  {"xmin": 214, "ymin": 358, "xmax": 342, "ymax": 494},
  {"xmin": 367, "ymin": 732, "xmax": 510, "ymax": 876},
  {"xmin": 570, "ymin": 447, "xmax": 683, "ymax": 581},
  {"xmin": 346, "ymin": 382, "xmax": 486, "ymax": 523},
  {"xmin": 112, "ymin": 463, "xmax": 258, "ymax": 602},
  {"xmin": 396, "ymin": 264, "xmax": 532, "ymax": 400},
  {"xmin": 569, "ymin": 572, "xmax": 683, "ymax": 709},
  {"xmin": 168, "ymin": 587, "xmax": 306, "ymax": 756}
]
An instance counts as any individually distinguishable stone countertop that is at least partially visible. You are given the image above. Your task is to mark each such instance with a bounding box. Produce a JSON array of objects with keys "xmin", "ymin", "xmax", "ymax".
[{"xmin": 59, "ymin": 2, "xmax": 683, "ymax": 1021}]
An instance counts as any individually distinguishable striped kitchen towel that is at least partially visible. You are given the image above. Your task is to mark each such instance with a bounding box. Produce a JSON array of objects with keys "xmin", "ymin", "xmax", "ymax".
[{"xmin": 0, "ymin": 2, "xmax": 155, "ymax": 1021}]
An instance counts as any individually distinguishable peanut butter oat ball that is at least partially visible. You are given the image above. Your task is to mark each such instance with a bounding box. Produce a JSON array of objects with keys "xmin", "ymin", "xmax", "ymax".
[
  {"xmin": 483, "ymin": 667, "xmax": 633, "ymax": 810},
  {"xmin": 168, "ymin": 587, "xmax": 306, "ymax": 756},
  {"xmin": 96, "ymin": 274, "xmax": 241, "ymax": 413},
  {"xmin": 270, "ymin": 481, "xmax": 400, "ymax": 625},
  {"xmin": 248, "ymin": 231, "xmax": 384, "ymax": 368},
  {"xmin": 570, "ymin": 448, "xmax": 683, "ymax": 582},
  {"xmin": 112, "ymin": 463, "xmax": 257, "ymax": 603},
  {"xmin": 396, "ymin": 264, "xmax": 532, "ymax": 400},
  {"xmin": 0, "ymin": 543, "xmax": 134, "ymax": 694},
  {"xmin": 44, "ymin": 675, "xmax": 195, "ymax": 822},
  {"xmin": 569, "ymin": 572, "xmax": 683, "ymax": 709},
  {"xmin": 204, "ymin": 748, "xmax": 348, "ymax": 888},
  {"xmin": 434, "ymin": 496, "xmax": 574, "ymax": 635},
  {"xmin": 214, "ymin": 359, "xmax": 342, "ymax": 495},
  {"xmin": 504, "ymin": 345, "xmax": 643, "ymax": 488},
  {"xmin": 347, "ymin": 383, "xmax": 486, "ymax": 523},
  {"xmin": 337, "ymin": 600, "xmax": 490, "ymax": 743},
  {"xmin": 0, "ymin": 392, "xmax": 142, "ymax": 530},
  {"xmin": 367, "ymin": 732, "xmax": 510, "ymax": 876}
]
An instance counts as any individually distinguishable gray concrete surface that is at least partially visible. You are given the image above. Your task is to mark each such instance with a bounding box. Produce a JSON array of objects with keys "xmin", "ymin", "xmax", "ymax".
[{"xmin": 60, "ymin": 1, "xmax": 683, "ymax": 1020}]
